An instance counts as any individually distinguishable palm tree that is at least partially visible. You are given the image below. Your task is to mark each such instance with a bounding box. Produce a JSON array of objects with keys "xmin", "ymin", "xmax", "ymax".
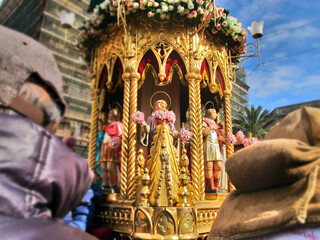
[{"xmin": 233, "ymin": 105, "xmax": 276, "ymax": 139}]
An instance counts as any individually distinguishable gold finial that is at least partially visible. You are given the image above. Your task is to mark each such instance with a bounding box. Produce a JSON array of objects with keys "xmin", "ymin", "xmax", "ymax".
[
  {"xmin": 177, "ymin": 145, "xmax": 191, "ymax": 207},
  {"xmin": 138, "ymin": 168, "xmax": 150, "ymax": 207}
]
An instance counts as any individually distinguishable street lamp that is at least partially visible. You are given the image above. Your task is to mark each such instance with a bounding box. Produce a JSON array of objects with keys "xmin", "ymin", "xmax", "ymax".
[
  {"xmin": 231, "ymin": 20, "xmax": 264, "ymax": 74},
  {"xmin": 247, "ymin": 20, "xmax": 264, "ymax": 66},
  {"xmin": 248, "ymin": 20, "xmax": 264, "ymax": 39},
  {"xmin": 228, "ymin": 20, "xmax": 264, "ymax": 84}
]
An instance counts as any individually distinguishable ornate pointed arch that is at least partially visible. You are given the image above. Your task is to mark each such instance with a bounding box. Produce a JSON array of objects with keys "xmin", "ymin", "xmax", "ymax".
[
  {"xmin": 134, "ymin": 208, "xmax": 153, "ymax": 234},
  {"xmin": 211, "ymin": 49, "xmax": 231, "ymax": 93},
  {"xmin": 200, "ymin": 58, "xmax": 211, "ymax": 88},
  {"xmin": 107, "ymin": 57, "xmax": 124, "ymax": 93},
  {"xmin": 178, "ymin": 209, "xmax": 196, "ymax": 235},
  {"xmin": 207, "ymin": 65, "xmax": 225, "ymax": 100},
  {"xmin": 97, "ymin": 64, "xmax": 108, "ymax": 90},
  {"xmin": 137, "ymin": 45, "xmax": 187, "ymax": 87},
  {"xmin": 216, "ymin": 67, "xmax": 225, "ymax": 92},
  {"xmin": 155, "ymin": 210, "xmax": 176, "ymax": 236},
  {"xmin": 165, "ymin": 50, "xmax": 186, "ymax": 85},
  {"xmin": 138, "ymin": 49, "xmax": 159, "ymax": 89}
]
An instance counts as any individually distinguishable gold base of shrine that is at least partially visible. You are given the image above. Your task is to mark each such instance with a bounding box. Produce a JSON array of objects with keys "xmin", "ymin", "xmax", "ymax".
[{"xmin": 94, "ymin": 193, "xmax": 228, "ymax": 239}]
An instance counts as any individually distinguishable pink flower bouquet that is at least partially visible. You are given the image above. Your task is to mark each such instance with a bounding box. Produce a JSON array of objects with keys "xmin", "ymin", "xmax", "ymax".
[
  {"xmin": 152, "ymin": 110, "xmax": 167, "ymax": 125},
  {"xmin": 226, "ymin": 132, "xmax": 237, "ymax": 145},
  {"xmin": 166, "ymin": 111, "xmax": 176, "ymax": 124},
  {"xmin": 180, "ymin": 128, "xmax": 192, "ymax": 142},
  {"xmin": 131, "ymin": 111, "xmax": 145, "ymax": 124}
]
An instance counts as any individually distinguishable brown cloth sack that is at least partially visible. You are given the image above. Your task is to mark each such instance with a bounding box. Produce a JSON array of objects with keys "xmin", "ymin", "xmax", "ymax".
[
  {"xmin": 209, "ymin": 107, "xmax": 320, "ymax": 239},
  {"xmin": 266, "ymin": 107, "xmax": 320, "ymax": 147},
  {"xmin": 226, "ymin": 139, "xmax": 320, "ymax": 193}
]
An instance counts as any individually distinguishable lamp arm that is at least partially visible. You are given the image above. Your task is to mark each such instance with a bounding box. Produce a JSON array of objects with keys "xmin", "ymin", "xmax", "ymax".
[{"xmin": 230, "ymin": 39, "xmax": 261, "ymax": 71}]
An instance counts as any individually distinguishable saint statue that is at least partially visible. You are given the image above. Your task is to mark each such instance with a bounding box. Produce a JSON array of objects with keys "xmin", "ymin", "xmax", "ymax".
[
  {"xmin": 203, "ymin": 108, "xmax": 224, "ymax": 192},
  {"xmin": 100, "ymin": 108, "xmax": 122, "ymax": 193}
]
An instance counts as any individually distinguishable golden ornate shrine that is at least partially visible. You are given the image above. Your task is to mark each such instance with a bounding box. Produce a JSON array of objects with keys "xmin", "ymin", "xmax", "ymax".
[{"xmin": 81, "ymin": 1, "xmax": 246, "ymax": 238}]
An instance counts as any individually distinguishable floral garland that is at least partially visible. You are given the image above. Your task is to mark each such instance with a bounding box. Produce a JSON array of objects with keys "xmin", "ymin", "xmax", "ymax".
[
  {"xmin": 233, "ymin": 130, "xmax": 259, "ymax": 147},
  {"xmin": 76, "ymin": 0, "xmax": 247, "ymax": 62}
]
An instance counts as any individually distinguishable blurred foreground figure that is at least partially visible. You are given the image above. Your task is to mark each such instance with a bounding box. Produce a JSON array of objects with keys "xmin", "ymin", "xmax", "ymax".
[
  {"xmin": 0, "ymin": 25, "xmax": 96, "ymax": 239},
  {"xmin": 209, "ymin": 107, "xmax": 320, "ymax": 239}
]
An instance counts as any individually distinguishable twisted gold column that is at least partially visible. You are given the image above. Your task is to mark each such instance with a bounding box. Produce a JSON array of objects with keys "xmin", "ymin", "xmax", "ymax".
[
  {"xmin": 224, "ymin": 90, "xmax": 234, "ymax": 159},
  {"xmin": 186, "ymin": 73, "xmax": 204, "ymax": 201},
  {"xmin": 88, "ymin": 91, "xmax": 99, "ymax": 172},
  {"xmin": 88, "ymin": 49, "xmax": 99, "ymax": 174},
  {"xmin": 224, "ymin": 90, "xmax": 235, "ymax": 191},
  {"xmin": 120, "ymin": 73, "xmax": 131, "ymax": 199},
  {"xmin": 195, "ymin": 76, "xmax": 205, "ymax": 200},
  {"xmin": 127, "ymin": 73, "xmax": 140, "ymax": 200}
]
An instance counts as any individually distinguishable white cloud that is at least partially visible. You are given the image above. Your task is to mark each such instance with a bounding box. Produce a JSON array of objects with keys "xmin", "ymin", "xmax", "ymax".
[
  {"xmin": 218, "ymin": 0, "xmax": 290, "ymax": 23},
  {"xmin": 248, "ymin": 64, "xmax": 299, "ymax": 97},
  {"xmin": 247, "ymin": 63, "xmax": 320, "ymax": 104},
  {"xmin": 262, "ymin": 20, "xmax": 320, "ymax": 50}
]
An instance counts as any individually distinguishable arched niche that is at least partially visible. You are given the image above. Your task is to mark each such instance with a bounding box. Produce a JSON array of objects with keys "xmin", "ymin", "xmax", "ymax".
[
  {"xmin": 98, "ymin": 64, "xmax": 108, "ymax": 89},
  {"xmin": 138, "ymin": 49, "xmax": 159, "ymax": 89},
  {"xmin": 200, "ymin": 58, "xmax": 211, "ymax": 89},
  {"xmin": 137, "ymin": 48, "xmax": 187, "ymax": 130},
  {"xmin": 201, "ymin": 64, "xmax": 225, "ymax": 114},
  {"xmin": 102, "ymin": 57, "xmax": 124, "ymax": 116},
  {"xmin": 155, "ymin": 210, "xmax": 176, "ymax": 236},
  {"xmin": 178, "ymin": 209, "xmax": 196, "ymax": 234},
  {"xmin": 134, "ymin": 209, "xmax": 152, "ymax": 233}
]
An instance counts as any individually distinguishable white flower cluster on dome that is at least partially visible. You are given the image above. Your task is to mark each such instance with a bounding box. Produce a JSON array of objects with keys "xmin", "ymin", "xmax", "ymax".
[{"xmin": 76, "ymin": 0, "xmax": 248, "ymax": 62}]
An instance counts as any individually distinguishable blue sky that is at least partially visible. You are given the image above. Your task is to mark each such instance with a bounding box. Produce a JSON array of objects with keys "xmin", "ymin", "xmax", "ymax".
[{"xmin": 216, "ymin": 0, "xmax": 320, "ymax": 111}]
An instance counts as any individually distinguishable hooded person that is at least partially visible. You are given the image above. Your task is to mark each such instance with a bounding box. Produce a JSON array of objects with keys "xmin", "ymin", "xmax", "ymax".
[
  {"xmin": 209, "ymin": 107, "xmax": 320, "ymax": 239},
  {"xmin": 0, "ymin": 25, "xmax": 96, "ymax": 239}
]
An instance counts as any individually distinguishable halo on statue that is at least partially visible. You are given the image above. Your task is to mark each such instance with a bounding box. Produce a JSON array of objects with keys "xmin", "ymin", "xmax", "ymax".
[
  {"xmin": 111, "ymin": 102, "xmax": 123, "ymax": 121},
  {"xmin": 112, "ymin": 102, "xmax": 122, "ymax": 113},
  {"xmin": 150, "ymin": 91, "xmax": 172, "ymax": 110},
  {"xmin": 204, "ymin": 101, "xmax": 214, "ymax": 110}
]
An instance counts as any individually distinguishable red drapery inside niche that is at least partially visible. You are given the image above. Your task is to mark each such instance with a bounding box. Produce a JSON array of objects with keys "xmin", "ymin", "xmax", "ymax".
[
  {"xmin": 200, "ymin": 59, "xmax": 210, "ymax": 85},
  {"xmin": 165, "ymin": 51, "xmax": 186, "ymax": 83},
  {"xmin": 111, "ymin": 58, "xmax": 123, "ymax": 85},
  {"xmin": 216, "ymin": 68, "xmax": 225, "ymax": 93},
  {"xmin": 99, "ymin": 65, "xmax": 108, "ymax": 88},
  {"xmin": 138, "ymin": 50, "xmax": 159, "ymax": 80}
]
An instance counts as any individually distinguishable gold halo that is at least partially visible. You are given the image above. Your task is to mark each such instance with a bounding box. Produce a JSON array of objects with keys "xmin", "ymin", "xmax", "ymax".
[
  {"xmin": 204, "ymin": 101, "xmax": 214, "ymax": 110},
  {"xmin": 112, "ymin": 102, "xmax": 122, "ymax": 114},
  {"xmin": 150, "ymin": 91, "xmax": 171, "ymax": 110}
]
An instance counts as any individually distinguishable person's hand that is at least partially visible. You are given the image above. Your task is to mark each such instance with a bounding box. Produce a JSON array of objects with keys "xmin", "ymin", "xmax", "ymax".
[
  {"xmin": 218, "ymin": 136, "xmax": 225, "ymax": 142},
  {"xmin": 141, "ymin": 120, "xmax": 147, "ymax": 126}
]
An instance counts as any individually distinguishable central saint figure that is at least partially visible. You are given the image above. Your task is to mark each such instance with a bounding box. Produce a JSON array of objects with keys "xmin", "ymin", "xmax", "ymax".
[{"xmin": 141, "ymin": 98, "xmax": 180, "ymax": 206}]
